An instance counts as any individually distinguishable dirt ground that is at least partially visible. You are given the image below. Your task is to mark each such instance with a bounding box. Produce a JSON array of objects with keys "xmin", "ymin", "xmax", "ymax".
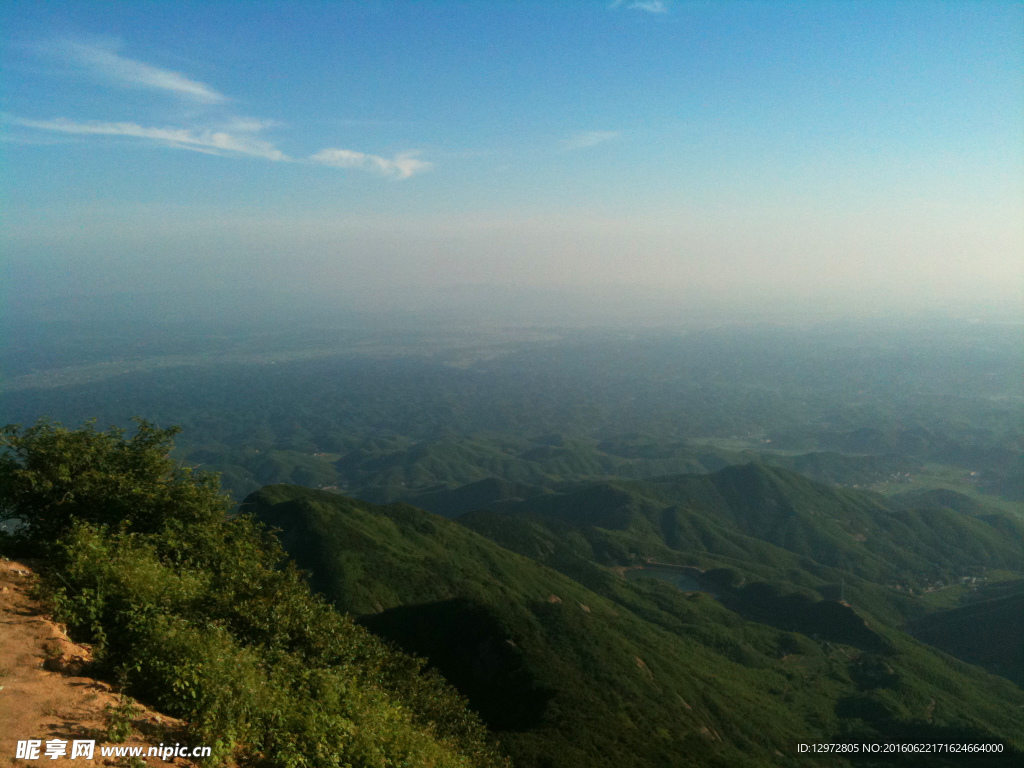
[{"xmin": 0, "ymin": 559, "xmax": 199, "ymax": 767}]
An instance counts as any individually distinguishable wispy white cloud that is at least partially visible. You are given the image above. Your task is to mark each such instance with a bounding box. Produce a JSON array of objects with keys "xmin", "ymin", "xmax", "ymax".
[
  {"xmin": 46, "ymin": 40, "xmax": 226, "ymax": 103},
  {"xmin": 11, "ymin": 116, "xmax": 288, "ymax": 160},
  {"xmin": 610, "ymin": 0, "xmax": 670, "ymax": 13},
  {"xmin": 564, "ymin": 130, "xmax": 620, "ymax": 150},
  {"xmin": 309, "ymin": 148, "xmax": 432, "ymax": 179},
  {"xmin": 11, "ymin": 115, "xmax": 430, "ymax": 179}
]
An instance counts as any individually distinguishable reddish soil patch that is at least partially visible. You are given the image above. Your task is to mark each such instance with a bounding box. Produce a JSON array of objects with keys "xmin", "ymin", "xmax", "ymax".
[{"xmin": 0, "ymin": 559, "xmax": 199, "ymax": 767}]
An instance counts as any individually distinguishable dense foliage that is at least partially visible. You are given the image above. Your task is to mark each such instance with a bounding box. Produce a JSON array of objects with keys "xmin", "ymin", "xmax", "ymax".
[
  {"xmin": 0, "ymin": 419, "xmax": 227, "ymax": 547},
  {"xmin": 0, "ymin": 420, "xmax": 507, "ymax": 768}
]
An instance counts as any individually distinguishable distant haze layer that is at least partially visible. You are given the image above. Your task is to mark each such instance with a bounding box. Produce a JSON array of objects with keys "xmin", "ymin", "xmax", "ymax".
[{"xmin": 6, "ymin": 202, "xmax": 1022, "ymax": 325}]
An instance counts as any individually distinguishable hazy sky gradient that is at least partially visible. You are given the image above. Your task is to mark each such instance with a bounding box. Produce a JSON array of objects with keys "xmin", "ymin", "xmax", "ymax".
[{"xmin": 3, "ymin": 1, "xmax": 1022, "ymax": 322}]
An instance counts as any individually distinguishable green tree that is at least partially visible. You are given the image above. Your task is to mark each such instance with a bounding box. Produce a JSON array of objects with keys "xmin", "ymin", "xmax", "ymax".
[{"xmin": 0, "ymin": 419, "xmax": 229, "ymax": 550}]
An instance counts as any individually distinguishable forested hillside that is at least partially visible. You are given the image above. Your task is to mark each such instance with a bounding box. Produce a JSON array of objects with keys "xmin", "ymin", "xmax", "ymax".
[{"xmin": 243, "ymin": 480, "xmax": 1024, "ymax": 768}]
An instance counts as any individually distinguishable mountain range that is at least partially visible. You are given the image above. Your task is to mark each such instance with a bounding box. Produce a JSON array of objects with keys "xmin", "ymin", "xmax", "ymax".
[{"xmin": 243, "ymin": 463, "xmax": 1024, "ymax": 767}]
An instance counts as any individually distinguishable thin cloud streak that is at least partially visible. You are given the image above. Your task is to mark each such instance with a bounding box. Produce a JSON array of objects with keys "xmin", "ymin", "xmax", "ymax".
[
  {"xmin": 53, "ymin": 40, "xmax": 226, "ymax": 103},
  {"xmin": 609, "ymin": 0, "xmax": 669, "ymax": 13},
  {"xmin": 309, "ymin": 148, "xmax": 432, "ymax": 179},
  {"xmin": 12, "ymin": 115, "xmax": 431, "ymax": 178},
  {"xmin": 564, "ymin": 130, "xmax": 620, "ymax": 150},
  {"xmin": 12, "ymin": 117, "xmax": 287, "ymax": 160}
]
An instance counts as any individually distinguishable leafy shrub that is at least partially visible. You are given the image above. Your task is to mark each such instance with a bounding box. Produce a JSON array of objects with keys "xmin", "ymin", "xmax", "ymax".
[
  {"xmin": 0, "ymin": 419, "xmax": 228, "ymax": 549},
  {"xmin": 105, "ymin": 694, "xmax": 142, "ymax": 743}
]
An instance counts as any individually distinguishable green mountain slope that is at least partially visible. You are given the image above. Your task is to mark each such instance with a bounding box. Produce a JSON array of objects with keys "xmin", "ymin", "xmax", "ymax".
[
  {"xmin": 333, "ymin": 435, "xmax": 724, "ymax": 504},
  {"xmin": 443, "ymin": 464, "xmax": 1024, "ymax": 621},
  {"xmin": 244, "ymin": 484, "xmax": 1024, "ymax": 768},
  {"xmin": 452, "ymin": 464, "xmax": 1024, "ymax": 710},
  {"xmin": 910, "ymin": 583, "xmax": 1024, "ymax": 687},
  {"xmin": 331, "ymin": 435, "xmax": 928, "ymax": 508}
]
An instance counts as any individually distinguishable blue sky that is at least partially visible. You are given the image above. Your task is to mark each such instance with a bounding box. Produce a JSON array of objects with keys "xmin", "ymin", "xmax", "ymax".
[{"xmin": 3, "ymin": 1, "xmax": 1023, "ymax": 321}]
